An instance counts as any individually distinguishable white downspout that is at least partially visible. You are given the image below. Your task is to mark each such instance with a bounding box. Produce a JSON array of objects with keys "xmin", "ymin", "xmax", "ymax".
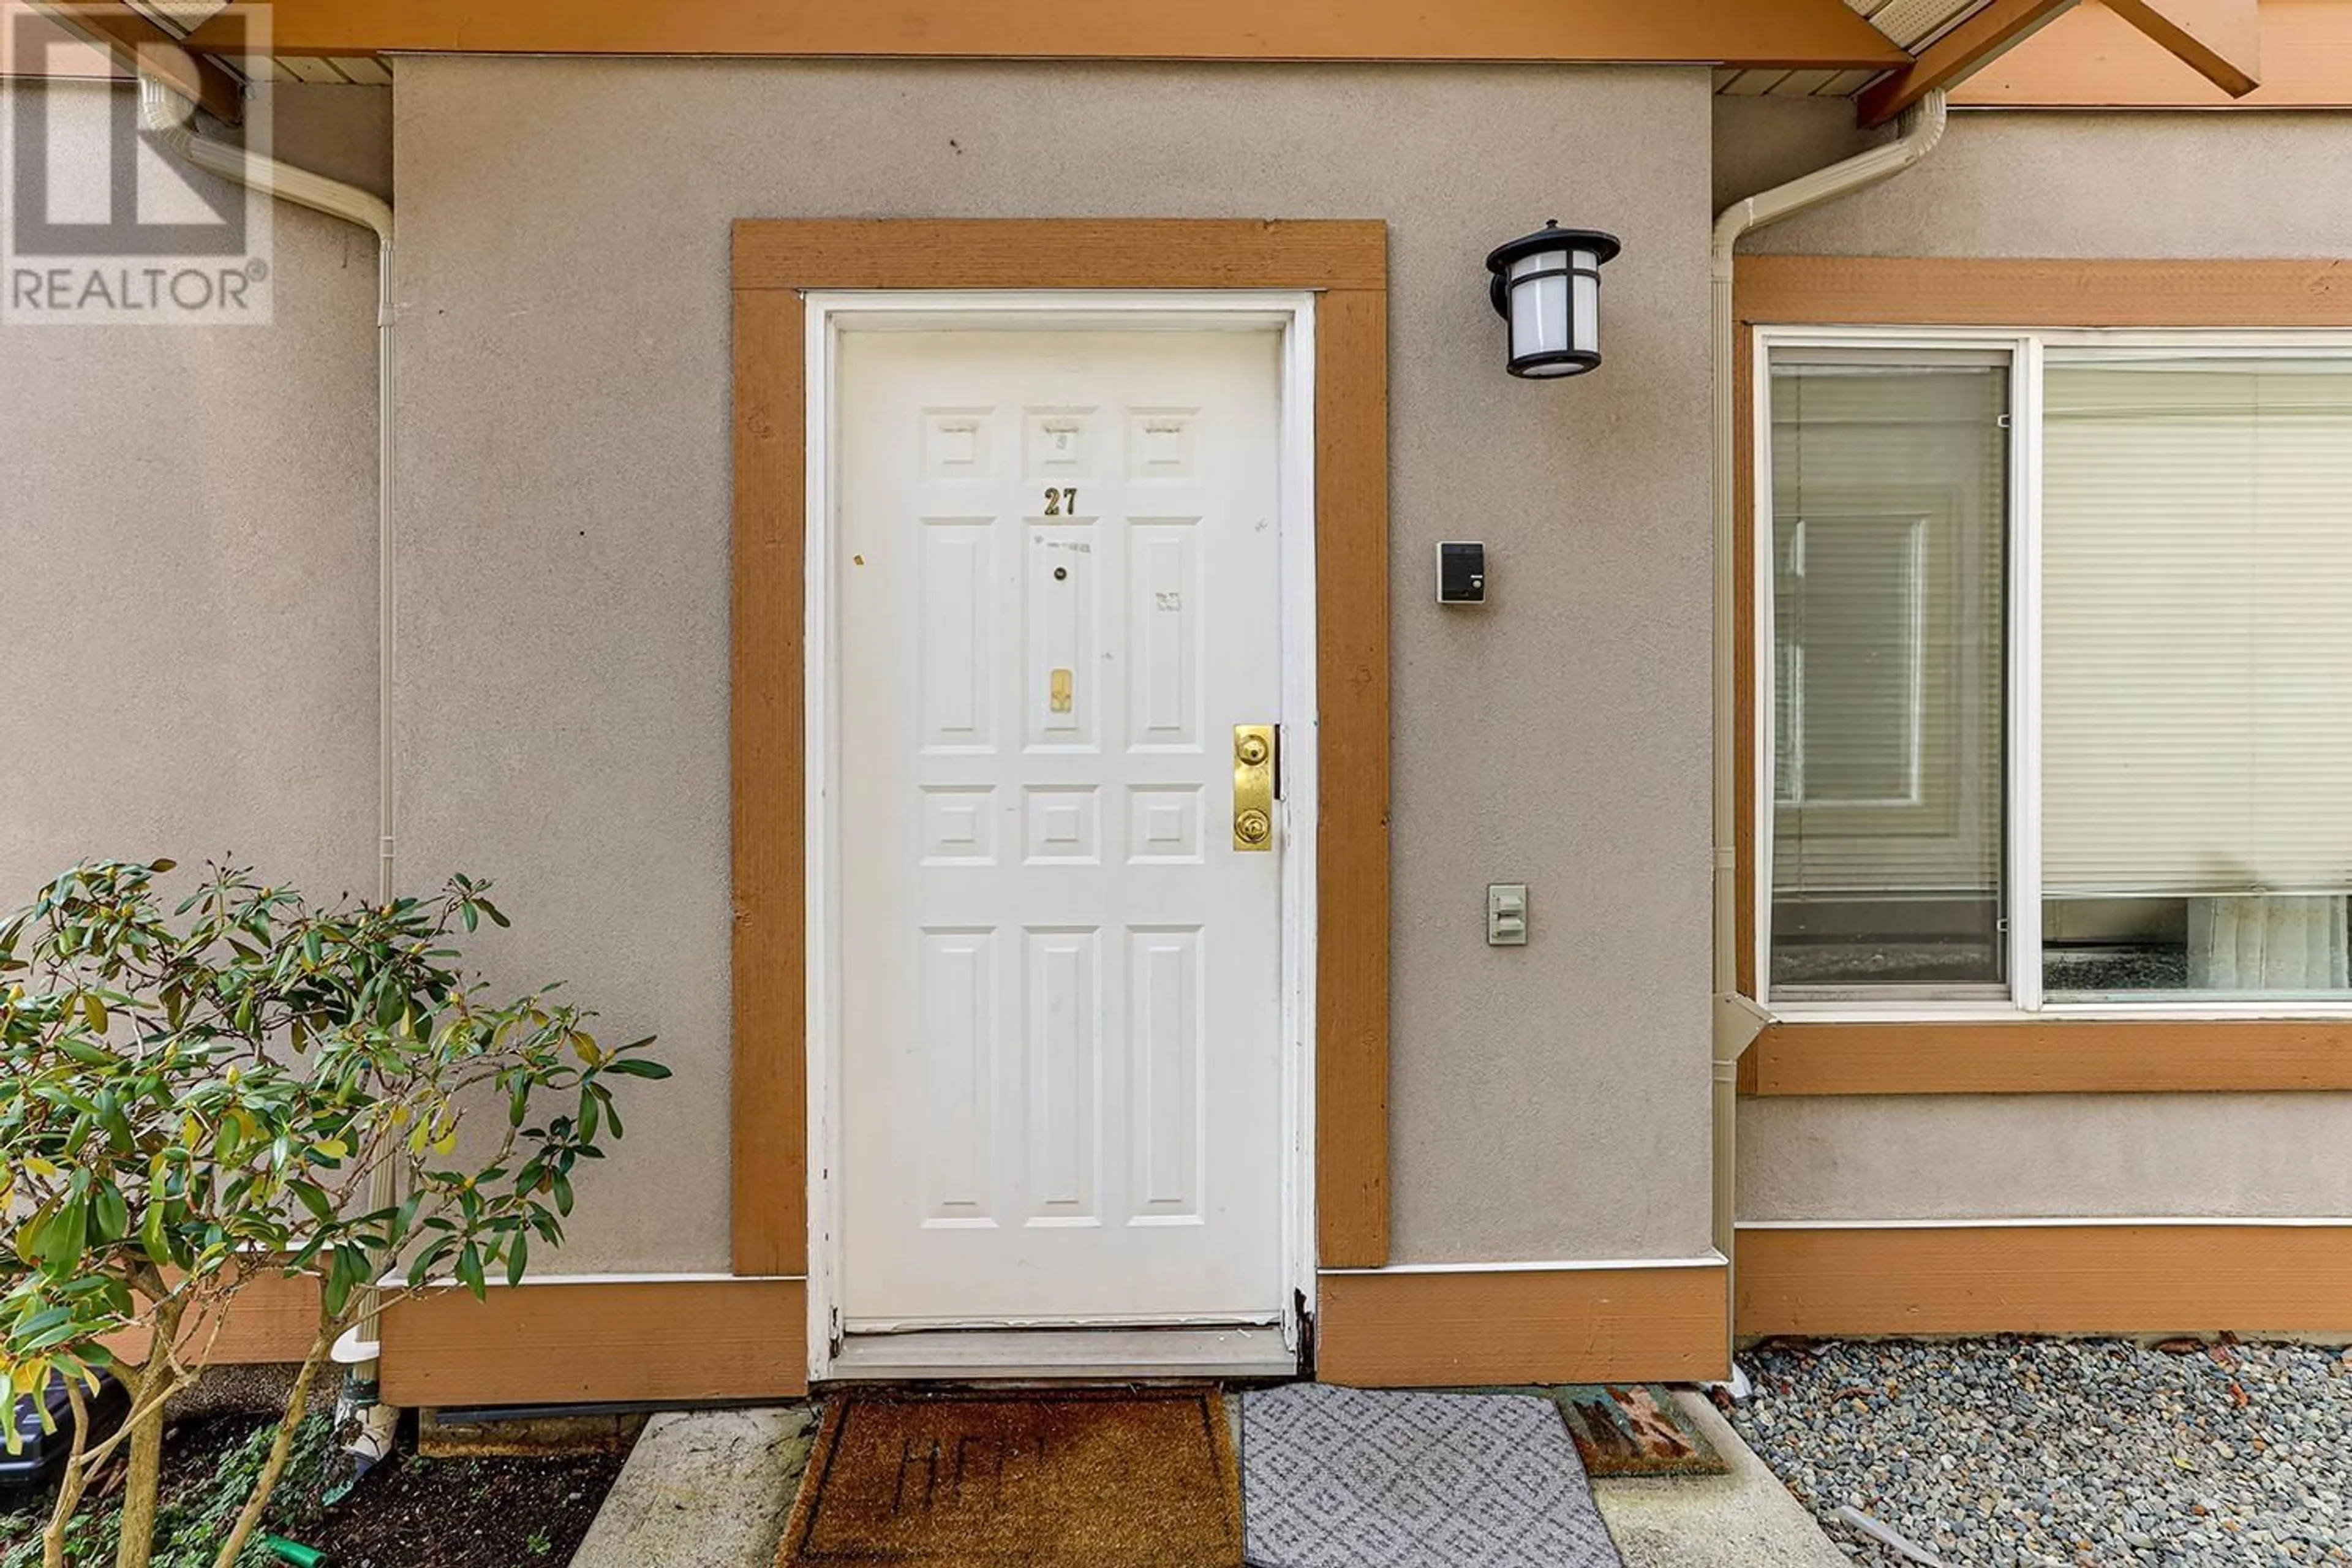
[
  {"xmin": 138, "ymin": 68, "xmax": 402, "ymax": 1472},
  {"xmin": 1709, "ymin": 89, "xmax": 1948, "ymax": 1369}
]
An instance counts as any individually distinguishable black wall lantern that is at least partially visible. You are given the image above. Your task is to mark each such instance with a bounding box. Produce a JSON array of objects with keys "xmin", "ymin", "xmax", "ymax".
[{"xmin": 1485, "ymin": 221, "xmax": 1621, "ymax": 379}]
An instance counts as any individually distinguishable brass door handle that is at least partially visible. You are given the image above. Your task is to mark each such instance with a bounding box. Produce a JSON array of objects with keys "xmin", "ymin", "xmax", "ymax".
[{"xmin": 1234, "ymin": 725, "xmax": 1275, "ymax": 851}]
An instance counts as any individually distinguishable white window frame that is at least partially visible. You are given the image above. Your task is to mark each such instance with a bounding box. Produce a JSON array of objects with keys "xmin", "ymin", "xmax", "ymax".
[{"xmin": 1754, "ymin": 324, "xmax": 2352, "ymax": 1023}]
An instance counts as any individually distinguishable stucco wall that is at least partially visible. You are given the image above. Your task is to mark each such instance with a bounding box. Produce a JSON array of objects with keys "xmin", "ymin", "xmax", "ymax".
[
  {"xmin": 1717, "ymin": 99, "xmax": 2352, "ymax": 1223},
  {"xmin": 0, "ymin": 82, "xmax": 388, "ymax": 919},
  {"xmin": 1716, "ymin": 102, "xmax": 2352, "ymax": 257},
  {"xmin": 1741, "ymin": 1094, "xmax": 2352, "ymax": 1220},
  {"xmin": 391, "ymin": 58, "xmax": 1719, "ymax": 1273}
]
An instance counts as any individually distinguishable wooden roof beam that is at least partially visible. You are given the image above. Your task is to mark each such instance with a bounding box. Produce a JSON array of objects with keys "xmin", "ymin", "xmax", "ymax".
[
  {"xmin": 2100, "ymin": 0, "xmax": 2261, "ymax": 95},
  {"xmin": 1953, "ymin": 0, "xmax": 2342, "ymax": 111},
  {"xmin": 179, "ymin": 0, "xmax": 1910, "ymax": 69},
  {"xmin": 1861, "ymin": 0, "xmax": 2261, "ymax": 122},
  {"xmin": 1858, "ymin": 0, "xmax": 2082, "ymax": 126},
  {"xmin": 31, "ymin": 1, "xmax": 243, "ymax": 123}
]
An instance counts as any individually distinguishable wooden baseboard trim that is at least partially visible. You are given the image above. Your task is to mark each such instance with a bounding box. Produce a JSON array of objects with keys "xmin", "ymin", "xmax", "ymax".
[
  {"xmin": 380, "ymin": 1278, "xmax": 808, "ymax": 1406},
  {"xmin": 102, "ymin": 1270, "xmax": 324, "ymax": 1368},
  {"xmin": 1746, "ymin": 1019, "xmax": 2352, "ymax": 1095},
  {"xmin": 1737, "ymin": 1223, "xmax": 2352, "ymax": 1338},
  {"xmin": 1314, "ymin": 1262, "xmax": 1728, "ymax": 1386}
]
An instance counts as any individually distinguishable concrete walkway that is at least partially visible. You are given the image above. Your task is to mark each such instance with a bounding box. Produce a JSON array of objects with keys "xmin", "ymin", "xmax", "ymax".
[
  {"xmin": 1591, "ymin": 1390, "xmax": 1854, "ymax": 1568},
  {"xmin": 568, "ymin": 1405, "xmax": 815, "ymax": 1568}
]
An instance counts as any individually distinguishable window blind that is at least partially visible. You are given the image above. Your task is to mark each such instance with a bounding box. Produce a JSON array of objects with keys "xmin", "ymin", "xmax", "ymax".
[
  {"xmin": 2042, "ymin": 357, "xmax": 2352, "ymax": 898},
  {"xmin": 1769, "ymin": 355, "xmax": 2008, "ymax": 901}
]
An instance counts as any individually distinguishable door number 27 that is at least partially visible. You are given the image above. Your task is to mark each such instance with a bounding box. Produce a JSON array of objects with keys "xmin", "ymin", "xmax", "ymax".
[{"xmin": 1041, "ymin": 488, "xmax": 1079, "ymax": 516}]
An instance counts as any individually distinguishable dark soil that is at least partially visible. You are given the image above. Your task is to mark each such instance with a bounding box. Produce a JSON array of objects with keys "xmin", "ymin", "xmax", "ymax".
[
  {"xmin": 1, "ymin": 1411, "xmax": 628, "ymax": 1568},
  {"xmin": 0, "ymin": 1411, "xmax": 301, "ymax": 1568},
  {"xmin": 302, "ymin": 1444, "xmax": 625, "ymax": 1568}
]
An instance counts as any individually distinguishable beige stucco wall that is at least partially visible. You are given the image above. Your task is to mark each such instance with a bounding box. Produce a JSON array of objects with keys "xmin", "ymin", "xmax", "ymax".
[
  {"xmin": 1716, "ymin": 101, "xmax": 2352, "ymax": 257},
  {"xmin": 1741, "ymin": 1095, "xmax": 2352, "ymax": 1220},
  {"xmin": 18, "ymin": 69, "xmax": 2339, "ymax": 1276},
  {"xmin": 0, "ymin": 81, "xmax": 388, "ymax": 916},
  {"xmin": 1718, "ymin": 99, "xmax": 2352, "ymax": 1224},
  {"xmin": 391, "ymin": 58, "xmax": 1720, "ymax": 1273}
]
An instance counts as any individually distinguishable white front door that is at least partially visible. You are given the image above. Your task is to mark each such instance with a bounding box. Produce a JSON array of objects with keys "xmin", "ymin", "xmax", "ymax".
[{"xmin": 833, "ymin": 323, "xmax": 1291, "ymax": 1330}]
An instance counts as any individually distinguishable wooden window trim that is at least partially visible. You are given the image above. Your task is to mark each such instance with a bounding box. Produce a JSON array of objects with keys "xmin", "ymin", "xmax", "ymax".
[
  {"xmin": 730, "ymin": 219, "xmax": 1391, "ymax": 1276},
  {"xmin": 1746, "ymin": 1019, "xmax": 2352, "ymax": 1095},
  {"xmin": 1734, "ymin": 254, "xmax": 2352, "ymax": 1098},
  {"xmin": 1737, "ymin": 255, "xmax": 2352, "ymax": 330}
]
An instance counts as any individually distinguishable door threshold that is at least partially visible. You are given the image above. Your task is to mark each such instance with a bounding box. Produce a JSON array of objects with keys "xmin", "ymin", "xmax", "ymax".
[{"xmin": 825, "ymin": 1326, "xmax": 1297, "ymax": 1382}]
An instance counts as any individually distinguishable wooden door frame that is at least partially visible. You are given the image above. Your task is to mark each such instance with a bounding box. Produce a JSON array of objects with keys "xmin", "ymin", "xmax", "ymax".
[{"xmin": 729, "ymin": 220, "xmax": 1392, "ymax": 1299}]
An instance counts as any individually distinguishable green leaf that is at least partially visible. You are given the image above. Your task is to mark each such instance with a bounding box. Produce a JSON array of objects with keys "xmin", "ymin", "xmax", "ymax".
[
  {"xmin": 601, "ymin": 1058, "xmax": 671, "ymax": 1080},
  {"xmin": 58, "ymin": 1036, "xmax": 114, "ymax": 1067},
  {"xmin": 33, "ymin": 1197, "xmax": 87, "ymax": 1270},
  {"xmin": 91, "ymin": 1185, "xmax": 128, "ymax": 1243},
  {"xmin": 456, "ymin": 1242, "xmax": 486, "ymax": 1298},
  {"xmin": 390, "ymin": 1189, "xmax": 424, "ymax": 1246},
  {"xmin": 322, "ymin": 1245, "xmax": 362, "ymax": 1320},
  {"xmin": 505, "ymin": 1229, "xmax": 529, "ymax": 1287}
]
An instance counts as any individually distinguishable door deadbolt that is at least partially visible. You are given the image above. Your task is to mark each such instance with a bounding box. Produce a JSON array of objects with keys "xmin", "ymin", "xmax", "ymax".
[{"xmin": 1232, "ymin": 725, "xmax": 1276, "ymax": 853}]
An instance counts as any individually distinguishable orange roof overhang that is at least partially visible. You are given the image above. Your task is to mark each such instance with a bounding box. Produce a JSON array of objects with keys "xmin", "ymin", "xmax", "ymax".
[{"xmin": 176, "ymin": 0, "xmax": 1913, "ymax": 70}]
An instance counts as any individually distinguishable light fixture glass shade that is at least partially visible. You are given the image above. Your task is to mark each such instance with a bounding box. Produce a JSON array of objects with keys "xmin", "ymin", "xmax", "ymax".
[{"xmin": 1485, "ymin": 222, "xmax": 1621, "ymax": 379}]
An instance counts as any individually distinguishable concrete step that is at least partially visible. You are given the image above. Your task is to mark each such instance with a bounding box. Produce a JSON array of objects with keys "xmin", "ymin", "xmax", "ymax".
[
  {"xmin": 569, "ymin": 1406, "xmax": 816, "ymax": 1568},
  {"xmin": 1589, "ymin": 1390, "xmax": 1853, "ymax": 1568}
]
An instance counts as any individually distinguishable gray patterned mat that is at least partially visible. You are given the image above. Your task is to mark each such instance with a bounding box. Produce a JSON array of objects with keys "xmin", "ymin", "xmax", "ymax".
[{"xmin": 1240, "ymin": 1383, "xmax": 1626, "ymax": 1568}]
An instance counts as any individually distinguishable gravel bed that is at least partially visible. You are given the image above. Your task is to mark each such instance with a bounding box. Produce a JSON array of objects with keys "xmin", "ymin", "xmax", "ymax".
[{"xmin": 1727, "ymin": 1338, "xmax": 2352, "ymax": 1567}]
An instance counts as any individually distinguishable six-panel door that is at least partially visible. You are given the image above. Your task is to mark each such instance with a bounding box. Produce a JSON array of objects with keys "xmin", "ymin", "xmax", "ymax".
[{"xmin": 836, "ymin": 326, "xmax": 1289, "ymax": 1328}]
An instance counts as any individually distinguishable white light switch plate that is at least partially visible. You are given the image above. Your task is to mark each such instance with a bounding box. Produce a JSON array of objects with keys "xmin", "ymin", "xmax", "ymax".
[{"xmin": 1487, "ymin": 883, "xmax": 1528, "ymax": 946}]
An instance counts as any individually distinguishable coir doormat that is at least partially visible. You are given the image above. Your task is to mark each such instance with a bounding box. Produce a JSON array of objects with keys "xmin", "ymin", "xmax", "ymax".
[{"xmin": 777, "ymin": 1388, "xmax": 1243, "ymax": 1567}]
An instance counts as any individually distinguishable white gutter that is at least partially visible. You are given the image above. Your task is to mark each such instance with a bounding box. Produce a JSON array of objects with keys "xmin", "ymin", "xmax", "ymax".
[
  {"xmin": 1708, "ymin": 89, "xmax": 1948, "ymax": 1360},
  {"xmin": 138, "ymin": 67, "xmax": 402, "ymax": 1458}
]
